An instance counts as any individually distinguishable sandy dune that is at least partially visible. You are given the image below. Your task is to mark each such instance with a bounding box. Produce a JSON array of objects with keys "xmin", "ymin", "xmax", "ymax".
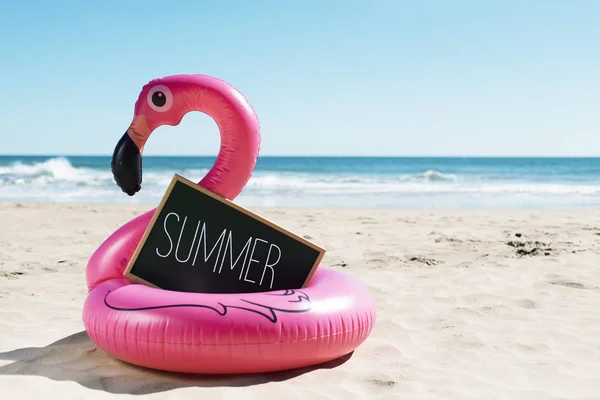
[{"xmin": 1, "ymin": 202, "xmax": 599, "ymax": 399}]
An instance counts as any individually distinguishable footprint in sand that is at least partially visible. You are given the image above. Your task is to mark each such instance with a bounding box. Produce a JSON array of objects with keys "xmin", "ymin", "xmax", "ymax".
[
  {"xmin": 360, "ymin": 220, "xmax": 378, "ymax": 225},
  {"xmin": 364, "ymin": 251, "xmax": 402, "ymax": 264},
  {"xmin": 0, "ymin": 271, "xmax": 26, "ymax": 279},
  {"xmin": 548, "ymin": 280, "xmax": 591, "ymax": 289},
  {"xmin": 506, "ymin": 240, "xmax": 553, "ymax": 257},
  {"xmin": 515, "ymin": 299, "xmax": 537, "ymax": 309},
  {"xmin": 451, "ymin": 333, "xmax": 485, "ymax": 349},
  {"xmin": 407, "ymin": 256, "xmax": 442, "ymax": 266},
  {"xmin": 433, "ymin": 234, "xmax": 468, "ymax": 244},
  {"xmin": 366, "ymin": 377, "xmax": 397, "ymax": 387}
]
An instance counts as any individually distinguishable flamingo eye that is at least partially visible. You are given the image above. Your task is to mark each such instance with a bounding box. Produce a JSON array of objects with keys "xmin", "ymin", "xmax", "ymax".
[{"xmin": 147, "ymin": 85, "xmax": 173, "ymax": 112}]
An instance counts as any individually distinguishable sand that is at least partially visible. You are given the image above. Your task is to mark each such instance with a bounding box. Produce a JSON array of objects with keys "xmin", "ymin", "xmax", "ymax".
[{"xmin": 0, "ymin": 201, "xmax": 599, "ymax": 399}]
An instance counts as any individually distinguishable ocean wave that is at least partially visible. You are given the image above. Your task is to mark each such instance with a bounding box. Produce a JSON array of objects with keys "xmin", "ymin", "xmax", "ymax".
[
  {"xmin": 414, "ymin": 169, "xmax": 457, "ymax": 182},
  {"xmin": 1, "ymin": 158, "xmax": 600, "ymax": 206},
  {"xmin": 0, "ymin": 157, "xmax": 206, "ymax": 187},
  {"xmin": 243, "ymin": 173, "xmax": 600, "ymax": 196},
  {"xmin": 0, "ymin": 157, "xmax": 101, "ymax": 183},
  {"xmin": 0, "ymin": 158, "xmax": 455, "ymax": 188}
]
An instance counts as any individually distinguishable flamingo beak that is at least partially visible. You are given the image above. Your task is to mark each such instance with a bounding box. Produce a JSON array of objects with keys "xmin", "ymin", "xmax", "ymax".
[{"xmin": 111, "ymin": 115, "xmax": 150, "ymax": 196}]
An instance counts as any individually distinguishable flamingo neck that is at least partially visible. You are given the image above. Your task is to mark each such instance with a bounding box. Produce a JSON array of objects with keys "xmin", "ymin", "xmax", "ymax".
[{"xmin": 178, "ymin": 77, "xmax": 261, "ymax": 200}]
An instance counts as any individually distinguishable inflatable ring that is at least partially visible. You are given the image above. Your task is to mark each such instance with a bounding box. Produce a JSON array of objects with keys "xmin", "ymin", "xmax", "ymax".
[{"xmin": 82, "ymin": 74, "xmax": 377, "ymax": 374}]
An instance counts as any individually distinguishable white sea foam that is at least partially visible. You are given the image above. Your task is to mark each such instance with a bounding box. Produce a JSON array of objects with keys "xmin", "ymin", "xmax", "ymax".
[{"xmin": 1, "ymin": 157, "xmax": 599, "ymax": 208}]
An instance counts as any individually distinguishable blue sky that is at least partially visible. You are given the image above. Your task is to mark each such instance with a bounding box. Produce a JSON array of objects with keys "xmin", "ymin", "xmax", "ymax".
[{"xmin": 0, "ymin": 0, "xmax": 598, "ymax": 157}]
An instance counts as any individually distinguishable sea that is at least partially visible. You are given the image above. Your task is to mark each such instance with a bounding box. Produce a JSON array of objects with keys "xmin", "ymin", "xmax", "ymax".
[{"xmin": 0, "ymin": 155, "xmax": 599, "ymax": 209}]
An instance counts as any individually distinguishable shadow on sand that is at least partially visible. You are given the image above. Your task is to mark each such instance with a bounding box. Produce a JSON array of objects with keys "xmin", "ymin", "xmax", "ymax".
[{"xmin": 0, "ymin": 331, "xmax": 353, "ymax": 395}]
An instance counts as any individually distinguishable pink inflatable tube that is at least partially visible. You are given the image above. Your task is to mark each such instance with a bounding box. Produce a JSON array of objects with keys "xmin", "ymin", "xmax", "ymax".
[{"xmin": 82, "ymin": 74, "xmax": 376, "ymax": 374}]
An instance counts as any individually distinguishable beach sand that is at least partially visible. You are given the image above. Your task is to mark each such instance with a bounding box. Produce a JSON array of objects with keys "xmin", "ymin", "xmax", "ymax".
[{"xmin": 0, "ymin": 201, "xmax": 599, "ymax": 399}]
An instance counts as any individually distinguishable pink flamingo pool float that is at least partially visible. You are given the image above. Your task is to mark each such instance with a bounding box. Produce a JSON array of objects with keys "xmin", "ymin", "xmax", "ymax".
[{"xmin": 82, "ymin": 74, "xmax": 377, "ymax": 374}]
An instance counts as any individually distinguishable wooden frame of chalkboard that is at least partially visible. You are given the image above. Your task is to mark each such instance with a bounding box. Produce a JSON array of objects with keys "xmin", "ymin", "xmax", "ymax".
[{"xmin": 122, "ymin": 173, "xmax": 326, "ymax": 293}]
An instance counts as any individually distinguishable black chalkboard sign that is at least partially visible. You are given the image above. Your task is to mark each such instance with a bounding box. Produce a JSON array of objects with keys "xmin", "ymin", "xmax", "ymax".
[{"xmin": 123, "ymin": 174, "xmax": 326, "ymax": 294}]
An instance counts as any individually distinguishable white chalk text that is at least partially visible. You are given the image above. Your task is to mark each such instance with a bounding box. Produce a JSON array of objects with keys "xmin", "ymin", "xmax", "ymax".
[{"xmin": 155, "ymin": 212, "xmax": 280, "ymax": 289}]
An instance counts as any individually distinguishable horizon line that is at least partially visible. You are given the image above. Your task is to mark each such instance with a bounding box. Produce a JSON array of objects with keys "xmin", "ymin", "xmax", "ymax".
[{"xmin": 0, "ymin": 153, "xmax": 599, "ymax": 159}]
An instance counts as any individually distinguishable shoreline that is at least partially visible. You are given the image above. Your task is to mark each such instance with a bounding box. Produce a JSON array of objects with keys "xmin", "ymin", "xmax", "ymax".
[
  {"xmin": 3, "ymin": 155, "xmax": 600, "ymax": 211},
  {"xmin": 2, "ymin": 199, "xmax": 600, "ymax": 211}
]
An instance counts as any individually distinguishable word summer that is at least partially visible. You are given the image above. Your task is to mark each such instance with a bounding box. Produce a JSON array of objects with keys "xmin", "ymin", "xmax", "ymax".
[{"xmin": 155, "ymin": 212, "xmax": 281, "ymax": 289}]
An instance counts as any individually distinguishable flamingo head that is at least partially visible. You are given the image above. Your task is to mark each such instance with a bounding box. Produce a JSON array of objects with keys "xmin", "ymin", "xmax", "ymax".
[{"xmin": 111, "ymin": 76, "xmax": 191, "ymax": 196}]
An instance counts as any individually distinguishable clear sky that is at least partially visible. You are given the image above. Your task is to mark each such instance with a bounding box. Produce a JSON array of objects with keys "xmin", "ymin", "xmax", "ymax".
[{"xmin": 0, "ymin": 0, "xmax": 598, "ymax": 157}]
